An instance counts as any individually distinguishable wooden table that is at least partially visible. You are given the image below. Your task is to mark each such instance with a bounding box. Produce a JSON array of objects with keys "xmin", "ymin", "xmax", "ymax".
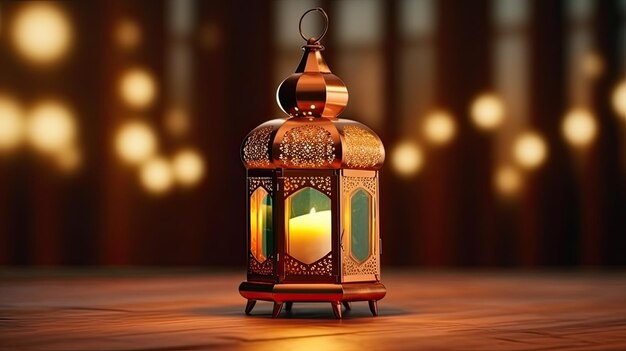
[{"xmin": 1, "ymin": 269, "xmax": 625, "ymax": 350}]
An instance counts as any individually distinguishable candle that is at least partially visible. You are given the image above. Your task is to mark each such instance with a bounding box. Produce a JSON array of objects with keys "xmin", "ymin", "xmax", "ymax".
[{"xmin": 288, "ymin": 207, "xmax": 332, "ymax": 264}]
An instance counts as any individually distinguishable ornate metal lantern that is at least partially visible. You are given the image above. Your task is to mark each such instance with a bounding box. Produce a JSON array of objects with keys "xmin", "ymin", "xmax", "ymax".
[{"xmin": 239, "ymin": 8, "xmax": 386, "ymax": 319}]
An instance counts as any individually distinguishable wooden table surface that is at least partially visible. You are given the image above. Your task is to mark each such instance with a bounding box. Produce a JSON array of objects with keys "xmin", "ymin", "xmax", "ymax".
[{"xmin": 0, "ymin": 269, "xmax": 625, "ymax": 351}]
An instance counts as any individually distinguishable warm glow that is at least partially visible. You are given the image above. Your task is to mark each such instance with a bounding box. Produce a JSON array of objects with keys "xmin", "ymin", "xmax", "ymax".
[
  {"xmin": 470, "ymin": 94, "xmax": 505, "ymax": 130},
  {"xmin": 250, "ymin": 187, "xmax": 272, "ymax": 262},
  {"xmin": 581, "ymin": 51, "xmax": 603, "ymax": 79},
  {"xmin": 494, "ymin": 165, "xmax": 522, "ymax": 196},
  {"xmin": 115, "ymin": 121, "xmax": 157, "ymax": 165},
  {"xmin": 288, "ymin": 207, "xmax": 332, "ymax": 264},
  {"xmin": 513, "ymin": 132, "xmax": 548, "ymax": 169},
  {"xmin": 11, "ymin": 3, "xmax": 72, "ymax": 64},
  {"xmin": 562, "ymin": 108, "xmax": 598, "ymax": 148},
  {"xmin": 27, "ymin": 100, "xmax": 76, "ymax": 154},
  {"xmin": 115, "ymin": 19, "xmax": 141, "ymax": 50},
  {"xmin": 172, "ymin": 148, "xmax": 205, "ymax": 187},
  {"xmin": 423, "ymin": 110, "xmax": 456, "ymax": 145},
  {"xmin": 0, "ymin": 95, "xmax": 24, "ymax": 151},
  {"xmin": 139, "ymin": 157, "xmax": 173, "ymax": 195},
  {"xmin": 612, "ymin": 80, "xmax": 626, "ymax": 118},
  {"xmin": 119, "ymin": 68, "xmax": 156, "ymax": 109},
  {"xmin": 391, "ymin": 141, "xmax": 423, "ymax": 177}
]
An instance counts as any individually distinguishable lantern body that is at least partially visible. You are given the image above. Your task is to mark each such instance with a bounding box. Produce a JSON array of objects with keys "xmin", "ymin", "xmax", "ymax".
[{"xmin": 239, "ymin": 13, "xmax": 385, "ymax": 318}]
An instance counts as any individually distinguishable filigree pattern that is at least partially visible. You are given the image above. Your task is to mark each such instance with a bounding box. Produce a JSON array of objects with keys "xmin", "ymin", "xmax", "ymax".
[
  {"xmin": 285, "ymin": 253, "xmax": 333, "ymax": 276},
  {"xmin": 279, "ymin": 125, "xmax": 336, "ymax": 168},
  {"xmin": 342, "ymin": 176, "xmax": 377, "ymax": 195},
  {"xmin": 249, "ymin": 253, "xmax": 274, "ymax": 275},
  {"xmin": 243, "ymin": 126, "xmax": 273, "ymax": 168},
  {"xmin": 284, "ymin": 176, "xmax": 332, "ymax": 196},
  {"xmin": 248, "ymin": 177, "xmax": 273, "ymax": 195},
  {"xmin": 343, "ymin": 126, "xmax": 383, "ymax": 168},
  {"xmin": 342, "ymin": 254, "xmax": 378, "ymax": 276}
]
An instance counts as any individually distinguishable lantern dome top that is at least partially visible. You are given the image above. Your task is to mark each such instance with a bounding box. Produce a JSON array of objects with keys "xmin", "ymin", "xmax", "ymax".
[
  {"xmin": 276, "ymin": 43, "xmax": 349, "ymax": 118},
  {"xmin": 277, "ymin": 8, "xmax": 347, "ymax": 119},
  {"xmin": 241, "ymin": 8, "xmax": 384, "ymax": 170}
]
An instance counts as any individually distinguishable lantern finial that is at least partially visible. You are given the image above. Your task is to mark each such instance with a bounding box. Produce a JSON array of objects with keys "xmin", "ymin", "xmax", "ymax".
[{"xmin": 276, "ymin": 8, "xmax": 348, "ymax": 118}]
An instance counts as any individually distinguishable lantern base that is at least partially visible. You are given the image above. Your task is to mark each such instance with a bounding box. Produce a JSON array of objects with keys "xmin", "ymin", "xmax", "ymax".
[{"xmin": 238, "ymin": 281, "xmax": 386, "ymax": 319}]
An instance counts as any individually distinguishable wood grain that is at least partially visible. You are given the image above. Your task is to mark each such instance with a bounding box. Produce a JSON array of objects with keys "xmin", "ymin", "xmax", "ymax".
[{"xmin": 0, "ymin": 269, "xmax": 624, "ymax": 350}]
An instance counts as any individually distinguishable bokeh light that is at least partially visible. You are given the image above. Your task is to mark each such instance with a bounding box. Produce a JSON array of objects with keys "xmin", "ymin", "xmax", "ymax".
[
  {"xmin": 494, "ymin": 165, "xmax": 522, "ymax": 197},
  {"xmin": 561, "ymin": 108, "xmax": 597, "ymax": 148},
  {"xmin": 172, "ymin": 148, "xmax": 205, "ymax": 187},
  {"xmin": 119, "ymin": 68, "xmax": 156, "ymax": 109},
  {"xmin": 0, "ymin": 95, "xmax": 25, "ymax": 152},
  {"xmin": 115, "ymin": 121, "xmax": 157, "ymax": 165},
  {"xmin": 11, "ymin": 2, "xmax": 72, "ymax": 64},
  {"xmin": 27, "ymin": 100, "xmax": 76, "ymax": 154},
  {"xmin": 140, "ymin": 157, "xmax": 173, "ymax": 195},
  {"xmin": 470, "ymin": 93, "xmax": 505, "ymax": 130},
  {"xmin": 581, "ymin": 51, "xmax": 603, "ymax": 79},
  {"xmin": 513, "ymin": 132, "xmax": 548, "ymax": 169},
  {"xmin": 391, "ymin": 141, "xmax": 423, "ymax": 177},
  {"xmin": 423, "ymin": 110, "xmax": 456, "ymax": 145},
  {"xmin": 115, "ymin": 19, "xmax": 141, "ymax": 50},
  {"xmin": 611, "ymin": 80, "xmax": 626, "ymax": 118}
]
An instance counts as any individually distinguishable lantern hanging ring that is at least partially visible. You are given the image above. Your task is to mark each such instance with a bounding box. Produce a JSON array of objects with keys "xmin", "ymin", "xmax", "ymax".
[{"xmin": 299, "ymin": 8, "xmax": 329, "ymax": 43}]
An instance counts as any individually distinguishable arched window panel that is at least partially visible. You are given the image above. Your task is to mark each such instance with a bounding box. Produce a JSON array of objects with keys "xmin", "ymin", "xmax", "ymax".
[
  {"xmin": 250, "ymin": 187, "xmax": 273, "ymax": 263},
  {"xmin": 349, "ymin": 188, "xmax": 373, "ymax": 263}
]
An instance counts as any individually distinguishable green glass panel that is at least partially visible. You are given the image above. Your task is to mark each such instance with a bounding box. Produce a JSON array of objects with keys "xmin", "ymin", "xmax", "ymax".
[
  {"xmin": 350, "ymin": 189, "xmax": 371, "ymax": 263},
  {"xmin": 288, "ymin": 187, "xmax": 331, "ymax": 219},
  {"xmin": 261, "ymin": 194, "xmax": 273, "ymax": 258}
]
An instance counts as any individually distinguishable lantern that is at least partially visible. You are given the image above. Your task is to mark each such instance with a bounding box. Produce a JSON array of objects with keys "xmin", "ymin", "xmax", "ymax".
[{"xmin": 239, "ymin": 8, "xmax": 386, "ymax": 319}]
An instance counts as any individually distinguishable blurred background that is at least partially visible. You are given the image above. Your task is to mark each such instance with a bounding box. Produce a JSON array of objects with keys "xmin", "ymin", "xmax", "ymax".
[{"xmin": 0, "ymin": 0, "xmax": 624, "ymax": 267}]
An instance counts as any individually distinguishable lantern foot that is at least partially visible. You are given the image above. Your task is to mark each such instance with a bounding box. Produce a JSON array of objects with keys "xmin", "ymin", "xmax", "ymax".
[
  {"xmin": 331, "ymin": 302, "xmax": 342, "ymax": 319},
  {"xmin": 368, "ymin": 300, "xmax": 378, "ymax": 316},
  {"xmin": 239, "ymin": 281, "xmax": 386, "ymax": 318},
  {"xmin": 245, "ymin": 300, "xmax": 256, "ymax": 315},
  {"xmin": 272, "ymin": 302, "xmax": 283, "ymax": 318}
]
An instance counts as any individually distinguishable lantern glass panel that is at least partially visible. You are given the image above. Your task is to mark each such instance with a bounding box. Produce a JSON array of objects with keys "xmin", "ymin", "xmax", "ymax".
[
  {"xmin": 285, "ymin": 187, "xmax": 332, "ymax": 264},
  {"xmin": 250, "ymin": 187, "xmax": 273, "ymax": 262},
  {"xmin": 350, "ymin": 188, "xmax": 371, "ymax": 263}
]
